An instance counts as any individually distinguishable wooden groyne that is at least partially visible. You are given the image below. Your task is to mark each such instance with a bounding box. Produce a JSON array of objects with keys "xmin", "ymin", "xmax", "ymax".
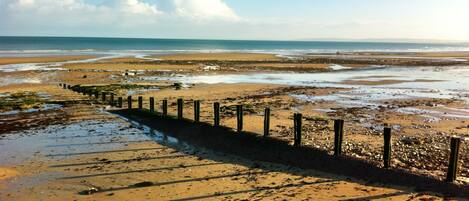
[{"xmin": 60, "ymin": 83, "xmax": 468, "ymax": 197}]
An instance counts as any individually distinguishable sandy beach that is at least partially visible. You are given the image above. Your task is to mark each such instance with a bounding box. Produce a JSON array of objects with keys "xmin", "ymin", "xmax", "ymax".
[{"xmin": 1, "ymin": 52, "xmax": 468, "ymax": 200}]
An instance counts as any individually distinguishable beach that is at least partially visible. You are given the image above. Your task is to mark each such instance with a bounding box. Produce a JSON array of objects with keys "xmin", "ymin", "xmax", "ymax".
[{"xmin": 1, "ymin": 47, "xmax": 469, "ymax": 200}]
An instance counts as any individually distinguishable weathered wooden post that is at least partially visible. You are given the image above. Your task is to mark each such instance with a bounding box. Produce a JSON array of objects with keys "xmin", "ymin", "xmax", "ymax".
[
  {"xmin": 110, "ymin": 93, "xmax": 115, "ymax": 106},
  {"xmin": 127, "ymin": 96, "xmax": 132, "ymax": 109},
  {"xmin": 334, "ymin": 119, "xmax": 344, "ymax": 156},
  {"xmin": 118, "ymin": 97, "xmax": 123, "ymax": 108},
  {"xmin": 214, "ymin": 102, "xmax": 220, "ymax": 127},
  {"xmin": 138, "ymin": 96, "xmax": 143, "ymax": 109},
  {"xmin": 177, "ymin": 98, "xmax": 183, "ymax": 119},
  {"xmin": 446, "ymin": 137, "xmax": 461, "ymax": 182},
  {"xmin": 294, "ymin": 113, "xmax": 302, "ymax": 147},
  {"xmin": 194, "ymin": 100, "xmax": 200, "ymax": 123},
  {"xmin": 149, "ymin": 97, "xmax": 155, "ymax": 112},
  {"xmin": 264, "ymin": 107, "xmax": 270, "ymax": 137},
  {"xmin": 101, "ymin": 92, "xmax": 106, "ymax": 102},
  {"xmin": 162, "ymin": 99, "xmax": 168, "ymax": 116},
  {"xmin": 383, "ymin": 127, "xmax": 392, "ymax": 168},
  {"xmin": 236, "ymin": 105, "xmax": 243, "ymax": 132}
]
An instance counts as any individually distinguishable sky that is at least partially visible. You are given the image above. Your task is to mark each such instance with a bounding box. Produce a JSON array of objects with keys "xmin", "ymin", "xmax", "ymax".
[{"xmin": 1, "ymin": 0, "xmax": 469, "ymax": 42}]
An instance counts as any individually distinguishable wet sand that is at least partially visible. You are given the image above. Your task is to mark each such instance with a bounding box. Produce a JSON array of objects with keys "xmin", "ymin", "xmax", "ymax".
[
  {"xmin": 154, "ymin": 53, "xmax": 281, "ymax": 61},
  {"xmin": 0, "ymin": 55, "xmax": 96, "ymax": 65}
]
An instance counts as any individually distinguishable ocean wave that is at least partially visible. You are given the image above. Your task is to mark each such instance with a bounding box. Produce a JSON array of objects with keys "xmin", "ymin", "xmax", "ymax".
[{"xmin": 2, "ymin": 46, "xmax": 469, "ymax": 56}]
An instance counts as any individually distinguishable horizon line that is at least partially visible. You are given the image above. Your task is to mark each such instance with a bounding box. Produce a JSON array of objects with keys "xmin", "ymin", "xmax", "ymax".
[{"xmin": 1, "ymin": 35, "xmax": 468, "ymax": 45}]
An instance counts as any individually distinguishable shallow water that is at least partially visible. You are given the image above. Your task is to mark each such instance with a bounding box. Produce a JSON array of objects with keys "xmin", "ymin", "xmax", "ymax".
[
  {"xmin": 145, "ymin": 65, "xmax": 469, "ymax": 118},
  {"xmin": 0, "ymin": 112, "xmax": 195, "ymax": 196},
  {"xmin": 0, "ymin": 114, "xmax": 188, "ymax": 166}
]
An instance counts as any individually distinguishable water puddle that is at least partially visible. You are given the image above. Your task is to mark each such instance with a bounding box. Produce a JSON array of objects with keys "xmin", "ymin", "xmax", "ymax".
[
  {"xmin": 0, "ymin": 77, "xmax": 42, "ymax": 86},
  {"xmin": 329, "ymin": 64, "xmax": 352, "ymax": 71}
]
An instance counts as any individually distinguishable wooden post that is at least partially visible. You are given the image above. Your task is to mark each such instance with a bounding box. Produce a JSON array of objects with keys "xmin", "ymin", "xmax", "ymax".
[
  {"xmin": 162, "ymin": 99, "xmax": 168, "ymax": 116},
  {"xmin": 214, "ymin": 102, "xmax": 220, "ymax": 127},
  {"xmin": 149, "ymin": 97, "xmax": 155, "ymax": 112},
  {"xmin": 127, "ymin": 96, "xmax": 132, "ymax": 109},
  {"xmin": 334, "ymin": 119, "xmax": 344, "ymax": 156},
  {"xmin": 194, "ymin": 100, "xmax": 200, "ymax": 123},
  {"xmin": 236, "ymin": 105, "xmax": 243, "ymax": 132},
  {"xmin": 264, "ymin": 107, "xmax": 270, "ymax": 137},
  {"xmin": 177, "ymin": 98, "xmax": 183, "ymax": 119},
  {"xmin": 294, "ymin": 113, "xmax": 302, "ymax": 147},
  {"xmin": 138, "ymin": 96, "xmax": 143, "ymax": 109},
  {"xmin": 383, "ymin": 127, "xmax": 392, "ymax": 168},
  {"xmin": 118, "ymin": 97, "xmax": 123, "ymax": 108},
  {"xmin": 446, "ymin": 137, "xmax": 461, "ymax": 182},
  {"xmin": 102, "ymin": 92, "xmax": 106, "ymax": 102},
  {"xmin": 110, "ymin": 93, "xmax": 115, "ymax": 106}
]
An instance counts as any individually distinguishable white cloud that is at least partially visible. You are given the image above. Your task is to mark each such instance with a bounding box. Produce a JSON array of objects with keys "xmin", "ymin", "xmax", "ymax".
[
  {"xmin": 171, "ymin": 0, "xmax": 241, "ymax": 22},
  {"xmin": 1, "ymin": 0, "xmax": 164, "ymax": 29},
  {"xmin": 0, "ymin": 0, "xmax": 241, "ymax": 28},
  {"xmin": 115, "ymin": 0, "xmax": 162, "ymax": 15}
]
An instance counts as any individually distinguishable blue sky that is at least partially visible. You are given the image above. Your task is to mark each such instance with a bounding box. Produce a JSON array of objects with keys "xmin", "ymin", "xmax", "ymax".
[{"xmin": 1, "ymin": 0, "xmax": 468, "ymax": 41}]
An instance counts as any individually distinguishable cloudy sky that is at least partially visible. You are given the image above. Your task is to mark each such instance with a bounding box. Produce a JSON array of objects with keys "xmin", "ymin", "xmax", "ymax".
[{"xmin": 1, "ymin": 0, "xmax": 468, "ymax": 41}]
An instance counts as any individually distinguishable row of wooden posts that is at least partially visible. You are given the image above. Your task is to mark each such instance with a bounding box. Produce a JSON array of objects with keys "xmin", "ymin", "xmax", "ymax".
[{"xmin": 59, "ymin": 83, "xmax": 463, "ymax": 183}]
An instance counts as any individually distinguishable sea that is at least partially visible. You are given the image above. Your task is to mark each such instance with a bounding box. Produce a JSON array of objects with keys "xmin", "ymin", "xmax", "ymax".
[{"xmin": 1, "ymin": 36, "xmax": 469, "ymax": 57}]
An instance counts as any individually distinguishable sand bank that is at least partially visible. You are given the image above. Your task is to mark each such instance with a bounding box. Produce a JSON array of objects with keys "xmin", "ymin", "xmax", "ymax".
[
  {"xmin": 0, "ymin": 55, "xmax": 97, "ymax": 65},
  {"xmin": 154, "ymin": 53, "xmax": 281, "ymax": 61}
]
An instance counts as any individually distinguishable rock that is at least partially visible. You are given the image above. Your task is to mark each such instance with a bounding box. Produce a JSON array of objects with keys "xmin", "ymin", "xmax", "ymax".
[{"xmin": 78, "ymin": 187, "xmax": 99, "ymax": 195}]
